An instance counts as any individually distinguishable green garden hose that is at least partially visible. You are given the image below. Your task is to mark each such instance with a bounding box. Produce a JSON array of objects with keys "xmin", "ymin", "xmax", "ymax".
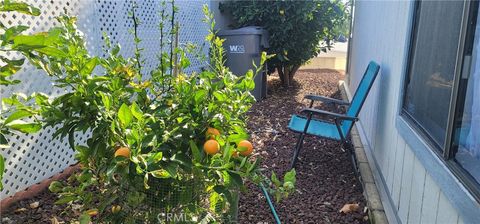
[{"xmin": 259, "ymin": 183, "xmax": 281, "ymax": 224}]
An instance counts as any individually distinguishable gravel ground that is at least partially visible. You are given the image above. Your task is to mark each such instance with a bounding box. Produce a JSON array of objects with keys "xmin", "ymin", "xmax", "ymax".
[
  {"xmin": 1, "ymin": 69, "xmax": 367, "ymax": 224},
  {"xmin": 239, "ymin": 69, "xmax": 368, "ymax": 224}
]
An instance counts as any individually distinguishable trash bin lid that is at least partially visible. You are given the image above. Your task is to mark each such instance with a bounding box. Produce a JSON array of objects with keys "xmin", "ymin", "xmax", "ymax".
[
  {"xmin": 218, "ymin": 26, "xmax": 265, "ymax": 36},
  {"xmin": 218, "ymin": 26, "xmax": 269, "ymax": 48}
]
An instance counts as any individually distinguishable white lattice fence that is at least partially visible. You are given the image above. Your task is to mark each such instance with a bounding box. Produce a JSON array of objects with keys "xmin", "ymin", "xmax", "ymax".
[{"xmin": 1, "ymin": 0, "xmax": 210, "ymax": 199}]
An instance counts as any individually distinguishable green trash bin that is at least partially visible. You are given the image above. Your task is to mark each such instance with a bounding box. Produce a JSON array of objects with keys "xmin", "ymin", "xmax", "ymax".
[{"xmin": 218, "ymin": 26, "xmax": 269, "ymax": 101}]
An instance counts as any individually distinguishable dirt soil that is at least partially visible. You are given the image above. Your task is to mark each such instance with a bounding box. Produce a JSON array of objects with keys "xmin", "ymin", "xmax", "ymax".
[
  {"xmin": 238, "ymin": 69, "xmax": 368, "ymax": 224},
  {"xmin": 1, "ymin": 69, "xmax": 368, "ymax": 224}
]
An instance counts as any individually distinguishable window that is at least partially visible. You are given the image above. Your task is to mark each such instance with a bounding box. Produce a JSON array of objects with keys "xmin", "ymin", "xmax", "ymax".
[
  {"xmin": 402, "ymin": 0, "xmax": 480, "ymax": 200},
  {"xmin": 403, "ymin": 0, "xmax": 464, "ymax": 149}
]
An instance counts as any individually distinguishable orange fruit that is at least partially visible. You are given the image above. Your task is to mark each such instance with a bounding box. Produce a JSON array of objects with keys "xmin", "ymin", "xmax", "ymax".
[
  {"xmin": 238, "ymin": 140, "xmax": 253, "ymax": 156},
  {"xmin": 206, "ymin": 127, "xmax": 221, "ymax": 139},
  {"xmin": 203, "ymin": 139, "xmax": 220, "ymax": 155},
  {"xmin": 114, "ymin": 147, "xmax": 130, "ymax": 158}
]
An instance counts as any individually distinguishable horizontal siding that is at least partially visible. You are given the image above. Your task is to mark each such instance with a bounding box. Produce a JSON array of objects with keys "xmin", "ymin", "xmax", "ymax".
[{"xmin": 348, "ymin": 0, "xmax": 463, "ymax": 223}]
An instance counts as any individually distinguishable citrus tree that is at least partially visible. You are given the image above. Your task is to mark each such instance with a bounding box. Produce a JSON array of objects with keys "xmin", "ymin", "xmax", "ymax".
[
  {"xmin": 0, "ymin": 0, "xmax": 57, "ymax": 190},
  {"xmin": 1, "ymin": 1, "xmax": 295, "ymax": 223},
  {"xmin": 220, "ymin": 0, "xmax": 347, "ymax": 87}
]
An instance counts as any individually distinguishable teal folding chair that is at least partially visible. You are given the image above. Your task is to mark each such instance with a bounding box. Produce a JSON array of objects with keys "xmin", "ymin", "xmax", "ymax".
[{"xmin": 288, "ymin": 61, "xmax": 380, "ymax": 170}]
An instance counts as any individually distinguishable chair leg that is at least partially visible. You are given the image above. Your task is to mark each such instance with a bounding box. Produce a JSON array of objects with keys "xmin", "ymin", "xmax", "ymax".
[
  {"xmin": 343, "ymin": 141, "xmax": 358, "ymax": 172},
  {"xmin": 343, "ymin": 140, "xmax": 363, "ymax": 191},
  {"xmin": 290, "ymin": 133, "xmax": 305, "ymax": 169}
]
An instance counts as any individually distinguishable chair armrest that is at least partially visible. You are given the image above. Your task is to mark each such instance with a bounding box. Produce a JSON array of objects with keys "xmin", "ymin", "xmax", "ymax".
[
  {"xmin": 304, "ymin": 94, "xmax": 350, "ymax": 105},
  {"xmin": 300, "ymin": 108, "xmax": 358, "ymax": 121}
]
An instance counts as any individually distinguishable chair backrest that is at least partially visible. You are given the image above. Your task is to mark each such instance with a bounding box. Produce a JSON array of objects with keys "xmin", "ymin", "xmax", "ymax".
[{"xmin": 341, "ymin": 61, "xmax": 380, "ymax": 137}]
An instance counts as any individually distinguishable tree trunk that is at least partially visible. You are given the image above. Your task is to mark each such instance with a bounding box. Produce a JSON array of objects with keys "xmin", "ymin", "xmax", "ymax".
[
  {"xmin": 277, "ymin": 66, "xmax": 286, "ymax": 85},
  {"xmin": 278, "ymin": 65, "xmax": 291, "ymax": 87},
  {"xmin": 288, "ymin": 64, "xmax": 301, "ymax": 85},
  {"xmin": 284, "ymin": 67, "xmax": 291, "ymax": 87},
  {"xmin": 277, "ymin": 64, "xmax": 301, "ymax": 87}
]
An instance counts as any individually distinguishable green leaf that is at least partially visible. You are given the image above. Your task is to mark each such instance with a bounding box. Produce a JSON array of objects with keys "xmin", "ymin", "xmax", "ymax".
[
  {"xmin": 1, "ymin": 63, "xmax": 22, "ymax": 78},
  {"xmin": 189, "ymin": 140, "xmax": 202, "ymax": 163},
  {"xmin": 98, "ymin": 196, "xmax": 118, "ymax": 213},
  {"xmin": 80, "ymin": 57, "xmax": 98, "ymax": 76},
  {"xmin": 48, "ymin": 181, "xmax": 63, "ymax": 193},
  {"xmin": 143, "ymin": 173, "xmax": 150, "ymax": 189},
  {"xmin": 227, "ymin": 171, "xmax": 243, "ymax": 187},
  {"xmin": 55, "ymin": 195, "xmax": 76, "ymax": 204},
  {"xmin": 126, "ymin": 191, "xmax": 146, "ymax": 207},
  {"xmin": 1, "ymin": 25, "xmax": 29, "ymax": 42},
  {"xmin": 99, "ymin": 92, "xmax": 111, "ymax": 110},
  {"xmin": 222, "ymin": 171, "xmax": 232, "ymax": 187},
  {"xmin": 0, "ymin": 134, "xmax": 9, "ymax": 149},
  {"xmin": 0, "ymin": 155, "xmax": 4, "ymax": 190},
  {"xmin": 0, "ymin": 1, "xmax": 41, "ymax": 16},
  {"xmin": 68, "ymin": 126, "xmax": 76, "ymax": 151},
  {"xmin": 213, "ymin": 92, "xmax": 227, "ymax": 101},
  {"xmin": 77, "ymin": 171, "xmax": 93, "ymax": 183},
  {"xmin": 163, "ymin": 162, "xmax": 178, "ymax": 178},
  {"xmin": 223, "ymin": 143, "xmax": 233, "ymax": 163},
  {"xmin": 12, "ymin": 32, "xmax": 66, "ymax": 57},
  {"xmin": 271, "ymin": 172, "xmax": 281, "ymax": 187},
  {"xmin": 130, "ymin": 102, "xmax": 143, "ymax": 121},
  {"xmin": 98, "ymin": 195, "xmax": 118, "ymax": 213},
  {"xmin": 180, "ymin": 55, "xmax": 190, "ymax": 69},
  {"xmin": 227, "ymin": 133, "xmax": 249, "ymax": 143},
  {"xmin": 209, "ymin": 191, "xmax": 222, "ymax": 212},
  {"xmin": 150, "ymin": 169, "xmax": 171, "ymax": 178},
  {"xmin": 213, "ymin": 185, "xmax": 233, "ymax": 204},
  {"xmin": 239, "ymin": 156, "xmax": 247, "ymax": 168},
  {"xmin": 118, "ymin": 103, "xmax": 133, "ymax": 127},
  {"xmin": 284, "ymin": 169, "xmax": 296, "ymax": 186},
  {"xmin": 171, "ymin": 153, "xmax": 193, "ymax": 169},
  {"xmin": 35, "ymin": 47, "xmax": 67, "ymax": 58},
  {"xmin": 4, "ymin": 110, "xmax": 33, "ymax": 125},
  {"xmin": 152, "ymin": 151, "xmax": 163, "ymax": 163},
  {"xmin": 194, "ymin": 89, "xmax": 207, "ymax": 103},
  {"xmin": 33, "ymin": 92, "xmax": 49, "ymax": 106},
  {"xmin": 247, "ymin": 159, "xmax": 259, "ymax": 174},
  {"xmin": 79, "ymin": 213, "xmax": 91, "ymax": 224},
  {"xmin": 5, "ymin": 120, "xmax": 42, "ymax": 133},
  {"xmin": 12, "ymin": 34, "xmax": 47, "ymax": 49},
  {"xmin": 260, "ymin": 51, "xmax": 268, "ymax": 65},
  {"xmin": 0, "ymin": 57, "xmax": 25, "ymax": 66},
  {"xmin": 112, "ymin": 44, "xmax": 121, "ymax": 55},
  {"xmin": 245, "ymin": 69, "xmax": 254, "ymax": 79}
]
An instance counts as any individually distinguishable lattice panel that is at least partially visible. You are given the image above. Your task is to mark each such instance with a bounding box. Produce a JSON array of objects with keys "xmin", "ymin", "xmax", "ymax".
[{"xmin": 1, "ymin": 0, "xmax": 209, "ymax": 199}]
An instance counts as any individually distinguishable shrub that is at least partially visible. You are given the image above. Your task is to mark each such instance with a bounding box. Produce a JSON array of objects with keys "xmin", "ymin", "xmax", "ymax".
[
  {"xmin": 220, "ymin": 0, "xmax": 347, "ymax": 87},
  {"xmin": 1, "ymin": 2, "xmax": 295, "ymax": 223},
  {"xmin": 0, "ymin": 0, "xmax": 44, "ymax": 190}
]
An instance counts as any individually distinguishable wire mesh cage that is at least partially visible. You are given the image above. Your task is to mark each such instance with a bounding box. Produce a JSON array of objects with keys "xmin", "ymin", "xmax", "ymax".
[{"xmin": 104, "ymin": 173, "xmax": 238, "ymax": 224}]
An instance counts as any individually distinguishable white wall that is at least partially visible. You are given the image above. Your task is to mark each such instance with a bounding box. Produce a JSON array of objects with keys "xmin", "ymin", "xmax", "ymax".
[
  {"xmin": 348, "ymin": 1, "xmax": 463, "ymax": 223},
  {"xmin": 210, "ymin": 0, "xmax": 233, "ymax": 31}
]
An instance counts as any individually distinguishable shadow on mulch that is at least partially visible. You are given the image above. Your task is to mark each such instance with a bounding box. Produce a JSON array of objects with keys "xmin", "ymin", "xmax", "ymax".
[{"xmin": 239, "ymin": 69, "xmax": 367, "ymax": 224}]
